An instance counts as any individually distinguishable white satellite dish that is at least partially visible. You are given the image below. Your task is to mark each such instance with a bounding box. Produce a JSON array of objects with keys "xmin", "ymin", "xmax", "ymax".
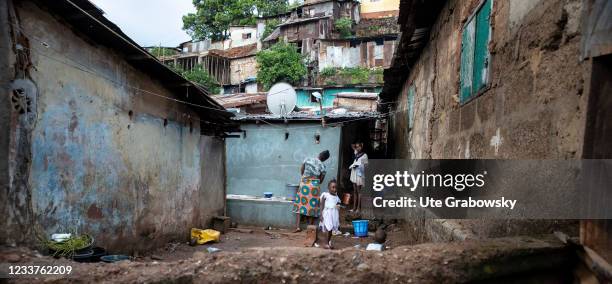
[{"xmin": 267, "ymin": 82, "xmax": 297, "ymax": 116}]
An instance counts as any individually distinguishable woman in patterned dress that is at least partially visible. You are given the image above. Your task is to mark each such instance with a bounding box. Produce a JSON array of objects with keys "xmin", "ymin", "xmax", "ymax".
[{"xmin": 292, "ymin": 150, "xmax": 330, "ymax": 232}]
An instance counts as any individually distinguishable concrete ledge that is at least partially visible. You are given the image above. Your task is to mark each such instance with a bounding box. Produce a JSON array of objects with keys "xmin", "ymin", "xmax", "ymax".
[{"xmin": 227, "ymin": 195, "xmax": 295, "ymax": 228}]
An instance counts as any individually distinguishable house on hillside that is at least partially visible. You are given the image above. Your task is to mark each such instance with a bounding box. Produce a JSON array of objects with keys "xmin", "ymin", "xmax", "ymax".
[
  {"xmin": 359, "ymin": 0, "xmax": 400, "ymax": 19},
  {"xmin": 158, "ymin": 26, "xmax": 260, "ymax": 93},
  {"xmin": 1, "ymin": 0, "xmax": 236, "ymax": 251},
  {"xmin": 161, "ymin": 0, "xmax": 402, "ymax": 112}
]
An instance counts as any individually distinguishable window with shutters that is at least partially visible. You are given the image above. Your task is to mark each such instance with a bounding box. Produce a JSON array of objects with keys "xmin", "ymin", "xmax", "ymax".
[{"xmin": 459, "ymin": 0, "xmax": 492, "ymax": 104}]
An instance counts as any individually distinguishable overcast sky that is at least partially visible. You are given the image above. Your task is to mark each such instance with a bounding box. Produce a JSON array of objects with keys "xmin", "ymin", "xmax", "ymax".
[{"xmin": 90, "ymin": 0, "xmax": 195, "ymax": 47}]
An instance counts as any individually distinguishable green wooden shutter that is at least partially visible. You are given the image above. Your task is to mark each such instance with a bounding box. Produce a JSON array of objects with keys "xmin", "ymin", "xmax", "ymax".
[
  {"xmin": 407, "ymin": 84, "xmax": 415, "ymax": 129},
  {"xmin": 460, "ymin": 0, "xmax": 492, "ymax": 104},
  {"xmin": 460, "ymin": 20, "xmax": 475, "ymax": 103},
  {"xmin": 472, "ymin": 0, "xmax": 492, "ymax": 93}
]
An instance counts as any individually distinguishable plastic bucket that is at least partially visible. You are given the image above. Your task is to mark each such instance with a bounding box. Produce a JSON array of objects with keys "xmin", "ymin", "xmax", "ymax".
[{"xmin": 352, "ymin": 220, "xmax": 369, "ymax": 237}]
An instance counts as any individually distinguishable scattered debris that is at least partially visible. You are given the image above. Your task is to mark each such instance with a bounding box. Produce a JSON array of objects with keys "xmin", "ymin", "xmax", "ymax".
[
  {"xmin": 366, "ymin": 243, "xmax": 384, "ymax": 251},
  {"xmin": 191, "ymin": 228, "xmax": 220, "ymax": 245},
  {"xmin": 229, "ymin": 228, "xmax": 254, "ymax": 234},
  {"xmin": 100, "ymin": 255, "xmax": 130, "ymax": 263},
  {"xmin": 356, "ymin": 263, "xmax": 370, "ymax": 271},
  {"xmin": 206, "ymin": 247, "xmax": 221, "ymax": 253},
  {"xmin": 212, "ymin": 216, "xmax": 231, "ymax": 234}
]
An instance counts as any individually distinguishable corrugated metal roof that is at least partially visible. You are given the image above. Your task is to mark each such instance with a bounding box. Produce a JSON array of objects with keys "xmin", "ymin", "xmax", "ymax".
[
  {"xmin": 277, "ymin": 15, "xmax": 331, "ymax": 27},
  {"xmin": 214, "ymin": 93, "xmax": 267, "ymax": 108},
  {"xmin": 209, "ymin": 43, "xmax": 258, "ymax": 59},
  {"xmin": 232, "ymin": 111, "xmax": 381, "ymax": 122}
]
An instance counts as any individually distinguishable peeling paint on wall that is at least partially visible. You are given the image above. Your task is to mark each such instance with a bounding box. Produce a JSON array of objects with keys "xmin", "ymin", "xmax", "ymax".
[
  {"xmin": 489, "ymin": 128, "xmax": 503, "ymax": 156},
  {"xmin": 3, "ymin": 1, "xmax": 226, "ymax": 251}
]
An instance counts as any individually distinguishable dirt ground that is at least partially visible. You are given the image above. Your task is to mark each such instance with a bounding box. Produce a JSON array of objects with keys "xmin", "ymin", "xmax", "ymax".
[
  {"xmin": 0, "ymin": 235, "xmax": 571, "ymax": 283},
  {"xmin": 142, "ymin": 224, "xmax": 411, "ymax": 262}
]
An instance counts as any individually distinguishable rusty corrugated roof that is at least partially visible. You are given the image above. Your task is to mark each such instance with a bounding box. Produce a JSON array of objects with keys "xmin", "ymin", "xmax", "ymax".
[
  {"xmin": 208, "ymin": 43, "xmax": 258, "ymax": 59},
  {"xmin": 214, "ymin": 92, "xmax": 267, "ymax": 108}
]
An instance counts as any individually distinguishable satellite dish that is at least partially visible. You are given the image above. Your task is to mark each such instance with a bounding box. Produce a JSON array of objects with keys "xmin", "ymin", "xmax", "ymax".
[
  {"xmin": 267, "ymin": 82, "xmax": 297, "ymax": 116},
  {"xmin": 312, "ymin": 91, "xmax": 322, "ymax": 101}
]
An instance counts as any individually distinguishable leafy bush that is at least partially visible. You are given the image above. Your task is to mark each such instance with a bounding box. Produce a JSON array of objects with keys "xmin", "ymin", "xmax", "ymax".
[
  {"xmin": 256, "ymin": 42, "xmax": 307, "ymax": 89},
  {"xmin": 170, "ymin": 65, "xmax": 221, "ymax": 94},
  {"xmin": 320, "ymin": 67, "xmax": 337, "ymax": 77},
  {"xmin": 318, "ymin": 67, "xmax": 384, "ymax": 85},
  {"xmin": 183, "ymin": 0, "xmax": 289, "ymax": 41},
  {"xmin": 340, "ymin": 67, "xmax": 369, "ymax": 84},
  {"xmin": 335, "ymin": 17, "xmax": 353, "ymax": 38},
  {"xmin": 149, "ymin": 47, "xmax": 177, "ymax": 58}
]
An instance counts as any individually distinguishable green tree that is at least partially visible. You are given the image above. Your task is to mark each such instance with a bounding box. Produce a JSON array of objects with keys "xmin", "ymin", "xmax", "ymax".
[
  {"xmin": 256, "ymin": 42, "xmax": 307, "ymax": 89},
  {"xmin": 170, "ymin": 65, "xmax": 221, "ymax": 94},
  {"xmin": 255, "ymin": 0, "xmax": 289, "ymax": 17},
  {"xmin": 183, "ymin": 0, "xmax": 288, "ymax": 41},
  {"xmin": 149, "ymin": 47, "xmax": 177, "ymax": 58},
  {"xmin": 261, "ymin": 19, "xmax": 280, "ymax": 40}
]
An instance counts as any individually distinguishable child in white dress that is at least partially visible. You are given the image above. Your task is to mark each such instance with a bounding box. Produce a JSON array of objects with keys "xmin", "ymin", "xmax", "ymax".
[{"xmin": 319, "ymin": 179, "xmax": 340, "ymax": 249}]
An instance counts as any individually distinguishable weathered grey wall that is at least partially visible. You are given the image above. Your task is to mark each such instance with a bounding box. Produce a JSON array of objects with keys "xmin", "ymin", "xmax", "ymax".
[
  {"xmin": 388, "ymin": 0, "xmax": 586, "ymax": 239},
  {"xmin": 198, "ymin": 136, "xmax": 226, "ymax": 224},
  {"xmin": 226, "ymin": 123, "xmax": 341, "ymax": 197},
  {"xmin": 390, "ymin": 0, "xmax": 587, "ymax": 160},
  {"xmin": 0, "ymin": 0, "xmax": 14, "ymax": 245},
  {"xmin": 225, "ymin": 122, "xmax": 340, "ymax": 228},
  {"xmin": 2, "ymin": 1, "xmax": 225, "ymax": 251}
]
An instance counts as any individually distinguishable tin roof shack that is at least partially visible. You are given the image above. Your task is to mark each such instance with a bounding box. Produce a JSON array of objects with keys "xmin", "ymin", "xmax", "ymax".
[
  {"xmin": 208, "ymin": 44, "xmax": 260, "ymax": 94},
  {"xmin": 333, "ymin": 92, "xmax": 378, "ymax": 112},
  {"xmin": 317, "ymin": 37, "xmax": 397, "ymax": 70},
  {"xmin": 224, "ymin": 112, "xmax": 379, "ymax": 228},
  {"xmin": 157, "ymin": 26, "xmax": 259, "ymax": 88},
  {"xmin": 267, "ymin": 0, "xmax": 360, "ymax": 45},
  {"xmin": 213, "ymin": 92, "xmax": 268, "ymax": 114},
  {"xmin": 380, "ymin": 0, "xmax": 612, "ymax": 252},
  {"xmin": 295, "ymin": 86, "xmax": 382, "ymax": 109},
  {"xmin": 359, "ymin": 0, "xmax": 400, "ymax": 19},
  {"xmin": 1, "ymin": 0, "xmax": 236, "ymax": 251}
]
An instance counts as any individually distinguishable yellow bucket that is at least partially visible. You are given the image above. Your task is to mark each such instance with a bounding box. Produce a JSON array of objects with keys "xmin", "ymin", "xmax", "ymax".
[{"xmin": 190, "ymin": 228, "xmax": 220, "ymax": 245}]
